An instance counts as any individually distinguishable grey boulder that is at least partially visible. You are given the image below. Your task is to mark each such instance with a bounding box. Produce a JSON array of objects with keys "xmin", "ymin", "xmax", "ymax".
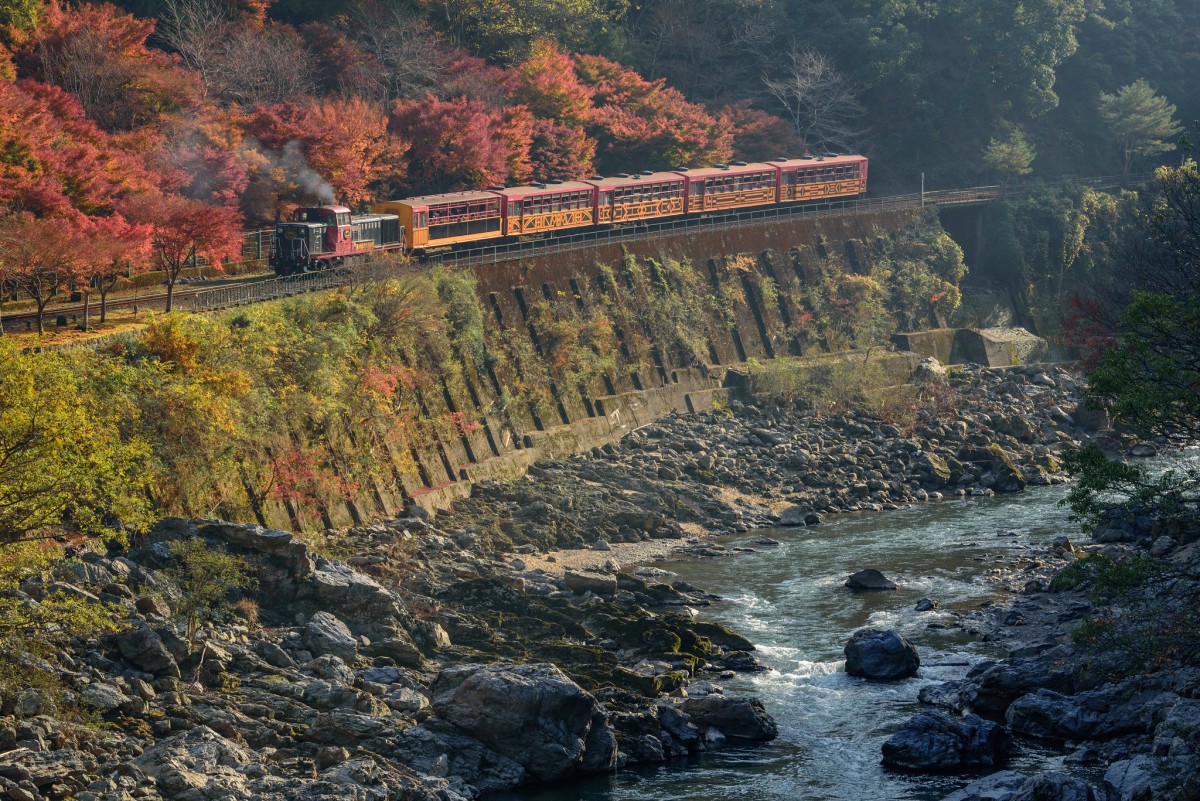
[
  {"xmin": 882, "ymin": 711, "xmax": 1013, "ymax": 772},
  {"xmin": 844, "ymin": 629, "xmax": 919, "ymax": 681}
]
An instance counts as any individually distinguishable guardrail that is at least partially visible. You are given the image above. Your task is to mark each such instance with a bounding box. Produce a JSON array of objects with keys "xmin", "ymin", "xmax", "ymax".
[{"xmin": 191, "ymin": 268, "xmax": 351, "ymax": 311}]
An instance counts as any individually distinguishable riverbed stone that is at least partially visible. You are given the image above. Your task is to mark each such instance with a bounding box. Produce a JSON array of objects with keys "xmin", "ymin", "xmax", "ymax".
[
  {"xmin": 882, "ymin": 711, "xmax": 1013, "ymax": 771},
  {"xmin": 433, "ymin": 663, "xmax": 614, "ymax": 782},
  {"xmin": 679, "ymin": 694, "xmax": 778, "ymax": 740},
  {"xmin": 844, "ymin": 629, "xmax": 919, "ymax": 680},
  {"xmin": 845, "ymin": 569, "xmax": 897, "ymax": 591}
]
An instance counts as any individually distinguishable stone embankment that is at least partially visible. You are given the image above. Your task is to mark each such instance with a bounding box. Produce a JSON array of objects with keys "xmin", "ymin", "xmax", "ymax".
[{"xmin": 0, "ymin": 361, "xmax": 1163, "ymax": 801}]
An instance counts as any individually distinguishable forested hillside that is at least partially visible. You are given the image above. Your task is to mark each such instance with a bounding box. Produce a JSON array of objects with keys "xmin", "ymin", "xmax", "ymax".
[{"xmin": 0, "ymin": 0, "xmax": 1194, "ymax": 235}]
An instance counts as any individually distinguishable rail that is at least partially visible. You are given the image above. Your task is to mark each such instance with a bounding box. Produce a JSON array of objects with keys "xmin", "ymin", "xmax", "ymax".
[{"xmin": 183, "ymin": 171, "xmax": 1148, "ymax": 313}]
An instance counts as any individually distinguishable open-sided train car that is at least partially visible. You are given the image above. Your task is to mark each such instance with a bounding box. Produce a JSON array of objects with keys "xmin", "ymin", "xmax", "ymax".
[
  {"xmin": 277, "ymin": 153, "xmax": 870, "ymax": 267},
  {"xmin": 582, "ymin": 172, "xmax": 687, "ymax": 224}
]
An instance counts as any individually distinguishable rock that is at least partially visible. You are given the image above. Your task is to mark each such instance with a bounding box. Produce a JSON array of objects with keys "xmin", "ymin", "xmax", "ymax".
[
  {"xmin": 1129, "ymin": 442, "xmax": 1158, "ymax": 458},
  {"xmin": 134, "ymin": 726, "xmax": 263, "ymax": 798},
  {"xmin": 197, "ymin": 519, "xmax": 314, "ymax": 575},
  {"xmin": 778, "ymin": 505, "xmax": 811, "ymax": 526},
  {"xmin": 1005, "ymin": 684, "xmax": 1173, "ymax": 743},
  {"xmin": 306, "ymin": 560, "xmax": 398, "ymax": 621},
  {"xmin": 305, "ymin": 611, "xmax": 358, "ymax": 661},
  {"xmin": 679, "ymin": 694, "xmax": 778, "ymax": 740},
  {"xmin": 881, "ymin": 711, "xmax": 1013, "ymax": 771},
  {"xmin": 1104, "ymin": 754, "xmax": 1200, "ymax": 801},
  {"xmin": 79, "ymin": 682, "xmax": 132, "ymax": 713},
  {"xmin": 941, "ymin": 770, "xmax": 1028, "ymax": 801},
  {"xmin": 915, "ymin": 598, "xmax": 938, "ymax": 612},
  {"xmin": 13, "ymin": 689, "xmax": 53, "ymax": 718},
  {"xmin": 1071, "ymin": 403, "xmax": 1109, "ymax": 431},
  {"xmin": 373, "ymin": 636, "xmax": 423, "ymax": 668},
  {"xmin": 914, "ymin": 357, "xmax": 948, "ymax": 381},
  {"xmin": 1154, "ymin": 698, "xmax": 1200, "ymax": 756},
  {"xmin": 844, "ymin": 629, "xmax": 919, "ymax": 680},
  {"xmin": 1009, "ymin": 772, "xmax": 1098, "ymax": 801},
  {"xmin": 135, "ymin": 594, "xmax": 171, "ymax": 618},
  {"xmin": 115, "ymin": 624, "xmax": 180, "ymax": 676},
  {"xmin": 434, "ymin": 663, "xmax": 614, "ymax": 782},
  {"xmin": 845, "ymin": 568, "xmax": 897, "ymax": 591},
  {"xmin": 1150, "ymin": 536, "xmax": 1177, "ymax": 558},
  {"xmin": 563, "ymin": 570, "xmax": 617, "ymax": 597}
]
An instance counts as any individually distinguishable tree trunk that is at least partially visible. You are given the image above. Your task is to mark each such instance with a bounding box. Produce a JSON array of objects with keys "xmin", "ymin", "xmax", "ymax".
[
  {"xmin": 99, "ymin": 284, "xmax": 109, "ymax": 323},
  {"xmin": 82, "ymin": 289, "xmax": 91, "ymax": 332},
  {"xmin": 35, "ymin": 295, "xmax": 47, "ymax": 336},
  {"xmin": 165, "ymin": 277, "xmax": 175, "ymax": 313}
]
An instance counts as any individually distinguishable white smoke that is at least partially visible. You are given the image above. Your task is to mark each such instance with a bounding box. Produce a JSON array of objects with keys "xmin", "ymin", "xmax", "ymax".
[
  {"xmin": 244, "ymin": 138, "xmax": 337, "ymax": 205},
  {"xmin": 279, "ymin": 141, "xmax": 336, "ymax": 204}
]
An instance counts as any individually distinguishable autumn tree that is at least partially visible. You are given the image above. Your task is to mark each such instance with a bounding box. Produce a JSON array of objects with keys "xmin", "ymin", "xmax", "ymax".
[
  {"xmin": 0, "ymin": 79, "xmax": 156, "ymax": 218},
  {"xmin": 1099, "ymin": 79, "xmax": 1183, "ymax": 177},
  {"xmin": 26, "ymin": 1, "xmax": 201, "ymax": 132},
  {"xmin": 719, "ymin": 101, "xmax": 806, "ymax": 162},
  {"xmin": 984, "ymin": 128, "xmax": 1037, "ymax": 192},
  {"xmin": 575, "ymin": 53, "xmax": 732, "ymax": 172},
  {"xmin": 0, "ymin": 338, "xmax": 149, "ymax": 542},
  {"xmin": 121, "ymin": 192, "xmax": 243, "ymax": 312},
  {"xmin": 0, "ymin": 214, "xmax": 86, "ymax": 335},
  {"xmin": 390, "ymin": 94, "xmax": 529, "ymax": 192},
  {"xmin": 245, "ymin": 97, "xmax": 407, "ymax": 213},
  {"xmin": 82, "ymin": 214, "xmax": 152, "ymax": 328}
]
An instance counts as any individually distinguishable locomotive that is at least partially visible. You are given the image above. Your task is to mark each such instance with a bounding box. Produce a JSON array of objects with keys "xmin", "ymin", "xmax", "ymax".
[
  {"xmin": 270, "ymin": 205, "xmax": 405, "ymax": 275},
  {"xmin": 270, "ymin": 153, "xmax": 867, "ymax": 274}
]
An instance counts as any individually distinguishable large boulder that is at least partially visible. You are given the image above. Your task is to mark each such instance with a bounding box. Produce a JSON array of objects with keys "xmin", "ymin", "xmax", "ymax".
[
  {"xmin": 1104, "ymin": 754, "xmax": 1200, "ymax": 801},
  {"xmin": 1006, "ymin": 684, "xmax": 1175, "ymax": 743},
  {"xmin": 305, "ymin": 560, "xmax": 399, "ymax": 622},
  {"xmin": 679, "ymin": 694, "xmax": 778, "ymax": 741},
  {"xmin": 305, "ymin": 611, "xmax": 358, "ymax": 661},
  {"xmin": 198, "ymin": 519, "xmax": 313, "ymax": 575},
  {"xmin": 115, "ymin": 624, "xmax": 180, "ymax": 677},
  {"xmin": 882, "ymin": 711, "xmax": 1013, "ymax": 772},
  {"xmin": 845, "ymin": 569, "xmax": 897, "ymax": 591},
  {"xmin": 939, "ymin": 770, "xmax": 1098, "ymax": 801},
  {"xmin": 844, "ymin": 629, "xmax": 919, "ymax": 681},
  {"xmin": 563, "ymin": 570, "xmax": 617, "ymax": 597},
  {"xmin": 434, "ymin": 663, "xmax": 614, "ymax": 783}
]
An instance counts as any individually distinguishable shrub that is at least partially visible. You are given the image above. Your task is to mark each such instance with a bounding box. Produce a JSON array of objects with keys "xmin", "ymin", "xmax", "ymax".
[{"xmin": 163, "ymin": 539, "xmax": 257, "ymax": 647}]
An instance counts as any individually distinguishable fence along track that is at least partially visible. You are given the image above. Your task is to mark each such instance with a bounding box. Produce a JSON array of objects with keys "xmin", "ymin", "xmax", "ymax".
[
  {"xmin": 191, "ymin": 268, "xmax": 354, "ymax": 311},
  {"xmin": 187, "ymin": 172, "xmax": 1145, "ymax": 313}
]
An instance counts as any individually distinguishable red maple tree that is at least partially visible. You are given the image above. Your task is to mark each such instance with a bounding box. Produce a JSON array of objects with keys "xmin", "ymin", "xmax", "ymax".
[
  {"xmin": 0, "ymin": 213, "xmax": 87, "ymax": 335},
  {"xmin": 120, "ymin": 192, "xmax": 243, "ymax": 312}
]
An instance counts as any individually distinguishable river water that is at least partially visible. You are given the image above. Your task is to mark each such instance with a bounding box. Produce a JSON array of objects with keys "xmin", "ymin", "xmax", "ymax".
[{"xmin": 521, "ymin": 481, "xmax": 1091, "ymax": 801}]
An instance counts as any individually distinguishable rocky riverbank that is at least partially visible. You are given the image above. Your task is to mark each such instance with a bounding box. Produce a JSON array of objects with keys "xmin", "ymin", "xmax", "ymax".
[
  {"xmin": 0, "ymin": 361, "xmax": 1158, "ymax": 801},
  {"xmin": 881, "ymin": 467, "xmax": 1200, "ymax": 800}
]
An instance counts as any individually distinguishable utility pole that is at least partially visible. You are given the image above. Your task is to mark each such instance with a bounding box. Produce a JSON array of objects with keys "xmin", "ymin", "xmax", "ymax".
[{"xmin": 921, "ymin": 173, "xmax": 926, "ymax": 206}]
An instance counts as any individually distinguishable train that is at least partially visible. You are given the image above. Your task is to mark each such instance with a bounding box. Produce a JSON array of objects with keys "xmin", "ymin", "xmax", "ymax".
[{"xmin": 269, "ymin": 154, "xmax": 868, "ymax": 275}]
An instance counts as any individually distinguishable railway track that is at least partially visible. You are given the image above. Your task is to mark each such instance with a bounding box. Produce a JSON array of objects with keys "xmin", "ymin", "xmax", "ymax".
[{"xmin": 4, "ymin": 172, "xmax": 1148, "ymax": 337}]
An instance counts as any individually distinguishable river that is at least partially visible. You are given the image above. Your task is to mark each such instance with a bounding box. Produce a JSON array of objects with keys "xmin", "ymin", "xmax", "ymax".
[{"xmin": 519, "ymin": 479, "xmax": 1092, "ymax": 801}]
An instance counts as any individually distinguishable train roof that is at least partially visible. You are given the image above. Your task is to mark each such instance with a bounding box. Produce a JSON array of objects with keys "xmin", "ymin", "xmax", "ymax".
[
  {"xmin": 387, "ymin": 191, "xmax": 502, "ymax": 208},
  {"xmin": 672, "ymin": 162, "xmax": 780, "ymax": 179},
  {"xmin": 582, "ymin": 172, "xmax": 686, "ymax": 188},
  {"xmin": 494, "ymin": 181, "xmax": 595, "ymax": 198},
  {"xmin": 771, "ymin": 154, "xmax": 867, "ymax": 169}
]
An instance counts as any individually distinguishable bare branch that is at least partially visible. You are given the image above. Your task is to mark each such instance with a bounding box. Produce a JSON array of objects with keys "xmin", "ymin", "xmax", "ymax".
[{"xmin": 762, "ymin": 47, "xmax": 866, "ymax": 153}]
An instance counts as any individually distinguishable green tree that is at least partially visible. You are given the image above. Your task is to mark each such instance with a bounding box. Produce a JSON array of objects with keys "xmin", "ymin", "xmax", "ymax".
[
  {"xmin": 163, "ymin": 538, "xmax": 256, "ymax": 647},
  {"xmin": 1064, "ymin": 161, "xmax": 1200, "ymax": 527},
  {"xmin": 1099, "ymin": 79, "xmax": 1183, "ymax": 176},
  {"xmin": 984, "ymin": 128, "xmax": 1037, "ymax": 192},
  {"xmin": 0, "ymin": 340, "xmax": 149, "ymax": 544}
]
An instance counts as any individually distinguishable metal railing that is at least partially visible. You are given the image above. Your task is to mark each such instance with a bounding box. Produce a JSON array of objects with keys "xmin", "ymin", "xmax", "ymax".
[{"xmin": 191, "ymin": 268, "xmax": 351, "ymax": 311}]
